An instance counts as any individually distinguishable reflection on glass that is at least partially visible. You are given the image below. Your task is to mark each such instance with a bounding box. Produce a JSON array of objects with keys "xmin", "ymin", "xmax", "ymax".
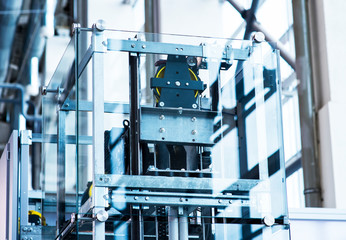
[{"xmin": 40, "ymin": 28, "xmax": 288, "ymax": 239}]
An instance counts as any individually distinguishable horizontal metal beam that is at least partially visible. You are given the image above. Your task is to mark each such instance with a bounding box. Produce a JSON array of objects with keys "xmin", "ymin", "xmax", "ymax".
[
  {"xmin": 95, "ymin": 174, "xmax": 261, "ymax": 192},
  {"xmin": 107, "ymin": 39, "xmax": 250, "ymax": 61},
  {"xmin": 111, "ymin": 191, "xmax": 251, "ymax": 208},
  {"xmin": 61, "ymin": 100, "xmax": 130, "ymax": 114},
  {"xmin": 33, "ymin": 133, "xmax": 92, "ymax": 145}
]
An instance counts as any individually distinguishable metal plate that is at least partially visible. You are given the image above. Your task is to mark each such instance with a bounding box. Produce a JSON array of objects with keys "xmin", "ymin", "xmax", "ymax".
[
  {"xmin": 95, "ymin": 174, "xmax": 261, "ymax": 192},
  {"xmin": 140, "ymin": 107, "xmax": 217, "ymax": 145}
]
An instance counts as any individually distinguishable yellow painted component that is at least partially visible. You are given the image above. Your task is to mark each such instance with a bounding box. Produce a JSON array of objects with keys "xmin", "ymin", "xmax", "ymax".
[
  {"xmin": 155, "ymin": 66, "xmax": 199, "ymax": 101},
  {"xmin": 89, "ymin": 184, "xmax": 93, "ymax": 197},
  {"xmin": 28, "ymin": 210, "xmax": 46, "ymax": 226}
]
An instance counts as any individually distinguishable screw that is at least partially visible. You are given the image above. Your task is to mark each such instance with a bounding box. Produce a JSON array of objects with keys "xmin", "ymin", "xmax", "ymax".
[
  {"xmin": 191, "ymin": 130, "xmax": 197, "ymax": 135},
  {"xmin": 142, "ymin": 45, "xmax": 146, "ymax": 49},
  {"xmin": 192, "ymin": 104, "xmax": 197, "ymax": 109},
  {"xmin": 191, "ymin": 117, "xmax": 196, "ymax": 122},
  {"xmin": 159, "ymin": 115, "xmax": 165, "ymax": 120},
  {"xmin": 131, "ymin": 44, "xmax": 135, "ymax": 48},
  {"xmin": 159, "ymin": 128, "xmax": 166, "ymax": 133},
  {"xmin": 175, "ymin": 81, "xmax": 181, "ymax": 86},
  {"xmin": 145, "ymin": 196, "xmax": 149, "ymax": 201},
  {"xmin": 159, "ymin": 102, "xmax": 165, "ymax": 107}
]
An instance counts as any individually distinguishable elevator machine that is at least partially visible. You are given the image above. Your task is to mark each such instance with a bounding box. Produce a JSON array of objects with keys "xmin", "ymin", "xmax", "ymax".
[{"xmin": 24, "ymin": 21, "xmax": 290, "ymax": 239}]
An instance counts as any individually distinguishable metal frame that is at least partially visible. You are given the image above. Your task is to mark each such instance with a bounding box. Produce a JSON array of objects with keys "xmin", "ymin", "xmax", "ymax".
[{"xmin": 47, "ymin": 23, "xmax": 289, "ymax": 239}]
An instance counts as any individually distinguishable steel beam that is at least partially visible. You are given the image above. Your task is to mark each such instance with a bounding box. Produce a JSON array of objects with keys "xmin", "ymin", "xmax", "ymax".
[{"xmin": 91, "ymin": 24, "xmax": 106, "ymax": 240}]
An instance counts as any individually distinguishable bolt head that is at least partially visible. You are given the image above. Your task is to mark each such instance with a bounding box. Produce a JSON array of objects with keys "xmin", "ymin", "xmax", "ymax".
[
  {"xmin": 253, "ymin": 32, "xmax": 265, "ymax": 43},
  {"xmin": 159, "ymin": 102, "xmax": 165, "ymax": 107},
  {"xmin": 145, "ymin": 196, "xmax": 149, "ymax": 200},
  {"xmin": 175, "ymin": 81, "xmax": 181, "ymax": 86},
  {"xmin": 191, "ymin": 130, "xmax": 197, "ymax": 135},
  {"xmin": 192, "ymin": 104, "xmax": 197, "ymax": 109},
  {"xmin": 191, "ymin": 117, "xmax": 196, "ymax": 122},
  {"xmin": 96, "ymin": 210, "xmax": 109, "ymax": 222},
  {"xmin": 159, "ymin": 115, "xmax": 165, "ymax": 120},
  {"xmin": 134, "ymin": 196, "xmax": 138, "ymax": 200},
  {"xmin": 95, "ymin": 19, "xmax": 106, "ymax": 31},
  {"xmin": 263, "ymin": 215, "xmax": 275, "ymax": 227},
  {"xmin": 142, "ymin": 45, "xmax": 146, "ymax": 49},
  {"xmin": 159, "ymin": 128, "xmax": 166, "ymax": 133},
  {"xmin": 131, "ymin": 44, "xmax": 135, "ymax": 48}
]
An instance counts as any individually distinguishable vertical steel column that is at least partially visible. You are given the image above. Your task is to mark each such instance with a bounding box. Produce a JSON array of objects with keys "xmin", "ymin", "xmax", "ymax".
[
  {"xmin": 57, "ymin": 110, "xmax": 66, "ymax": 232},
  {"xmin": 144, "ymin": 0, "xmax": 160, "ymax": 103},
  {"xmin": 129, "ymin": 53, "xmax": 143, "ymax": 239},
  {"xmin": 168, "ymin": 207, "xmax": 179, "ymax": 240},
  {"xmin": 178, "ymin": 209, "xmax": 188, "ymax": 240},
  {"xmin": 91, "ymin": 24, "xmax": 106, "ymax": 239},
  {"xmin": 292, "ymin": 0, "xmax": 322, "ymax": 207},
  {"xmin": 19, "ymin": 130, "xmax": 32, "ymax": 226}
]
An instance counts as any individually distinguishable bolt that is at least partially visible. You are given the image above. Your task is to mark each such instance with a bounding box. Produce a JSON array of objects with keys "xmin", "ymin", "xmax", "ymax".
[
  {"xmin": 159, "ymin": 115, "xmax": 165, "ymax": 120},
  {"xmin": 191, "ymin": 117, "xmax": 196, "ymax": 122},
  {"xmin": 96, "ymin": 210, "xmax": 109, "ymax": 222},
  {"xmin": 180, "ymin": 198, "xmax": 184, "ymax": 202},
  {"xmin": 167, "ymin": 81, "xmax": 171, "ymax": 85},
  {"xmin": 185, "ymin": 82, "xmax": 189, "ymax": 86},
  {"xmin": 192, "ymin": 104, "xmax": 197, "ymax": 109},
  {"xmin": 159, "ymin": 102, "xmax": 165, "ymax": 107},
  {"xmin": 253, "ymin": 32, "xmax": 265, "ymax": 43},
  {"xmin": 131, "ymin": 44, "xmax": 135, "ymax": 48},
  {"xmin": 218, "ymin": 199, "xmax": 222, "ymax": 203},
  {"xmin": 181, "ymin": 168, "xmax": 185, "ymax": 171},
  {"xmin": 145, "ymin": 196, "xmax": 149, "ymax": 201},
  {"xmin": 263, "ymin": 215, "xmax": 275, "ymax": 227},
  {"xmin": 23, "ymin": 227, "xmax": 28, "ymax": 232},
  {"xmin": 28, "ymin": 228, "xmax": 32, "ymax": 232},
  {"xmin": 142, "ymin": 45, "xmax": 146, "ymax": 49},
  {"xmin": 175, "ymin": 81, "xmax": 181, "ymax": 86},
  {"xmin": 191, "ymin": 130, "xmax": 197, "ymax": 135},
  {"xmin": 104, "ymin": 178, "xmax": 109, "ymax": 183},
  {"xmin": 229, "ymin": 200, "xmax": 233, "ymax": 204},
  {"xmin": 159, "ymin": 128, "xmax": 166, "ymax": 133},
  {"xmin": 94, "ymin": 19, "xmax": 106, "ymax": 31},
  {"xmin": 134, "ymin": 196, "xmax": 138, "ymax": 200}
]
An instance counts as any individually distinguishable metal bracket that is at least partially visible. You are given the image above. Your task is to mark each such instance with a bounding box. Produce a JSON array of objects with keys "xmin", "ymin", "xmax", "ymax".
[{"xmin": 20, "ymin": 130, "xmax": 32, "ymax": 145}]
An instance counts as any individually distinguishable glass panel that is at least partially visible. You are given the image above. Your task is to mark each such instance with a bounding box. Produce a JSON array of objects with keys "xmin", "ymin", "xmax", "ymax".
[
  {"xmin": 41, "ymin": 28, "xmax": 289, "ymax": 239},
  {"xmin": 41, "ymin": 34, "xmax": 77, "ymax": 233}
]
